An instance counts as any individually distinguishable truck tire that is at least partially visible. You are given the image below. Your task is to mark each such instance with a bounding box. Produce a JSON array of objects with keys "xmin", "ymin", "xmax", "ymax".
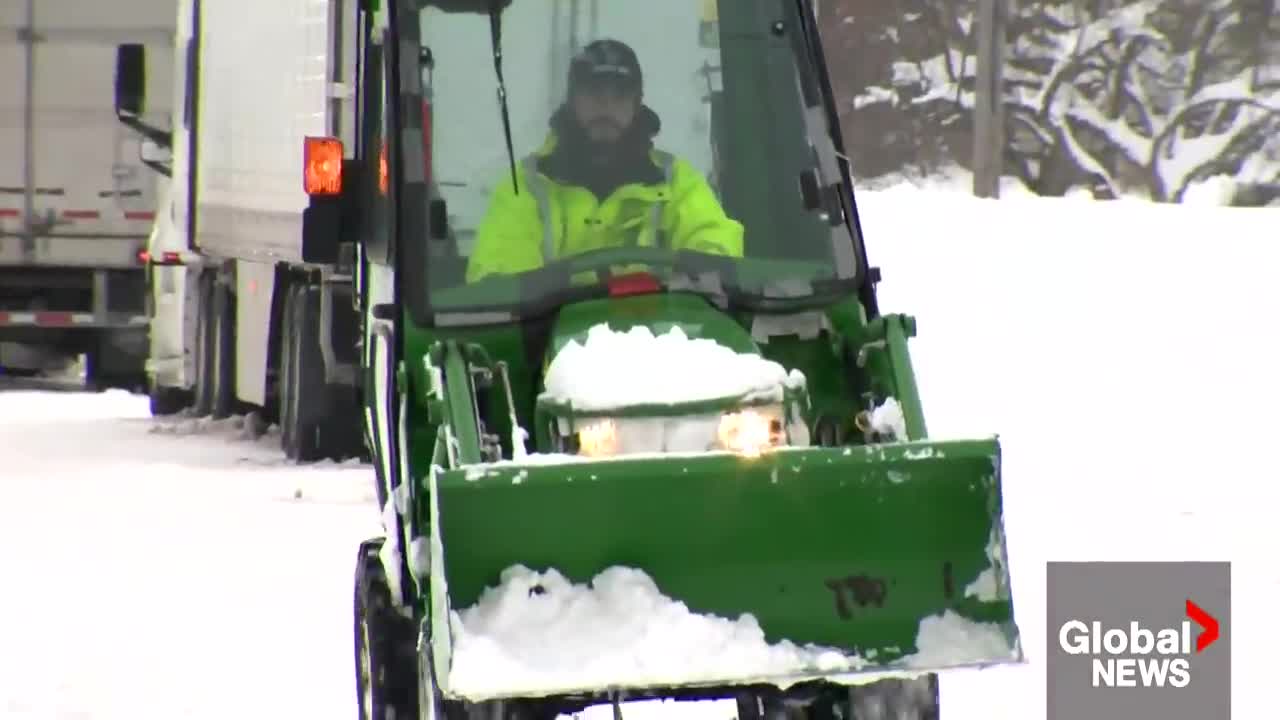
[
  {"xmin": 354, "ymin": 538, "xmax": 420, "ymax": 720},
  {"xmin": 149, "ymin": 383, "xmax": 191, "ymax": 416},
  {"xmin": 209, "ymin": 279, "xmax": 236, "ymax": 419},
  {"xmin": 192, "ymin": 273, "xmax": 217, "ymax": 417}
]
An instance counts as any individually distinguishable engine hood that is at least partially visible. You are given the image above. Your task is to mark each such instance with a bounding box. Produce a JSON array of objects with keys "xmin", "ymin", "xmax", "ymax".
[
  {"xmin": 537, "ymin": 293, "xmax": 807, "ymax": 454},
  {"xmin": 538, "ymin": 292, "xmax": 808, "ymax": 422},
  {"xmin": 546, "ymin": 293, "xmax": 758, "ymax": 361}
]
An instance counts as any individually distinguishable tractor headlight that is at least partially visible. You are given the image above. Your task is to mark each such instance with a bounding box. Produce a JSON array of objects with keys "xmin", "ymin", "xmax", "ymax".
[
  {"xmin": 576, "ymin": 419, "xmax": 619, "ymax": 458},
  {"xmin": 716, "ymin": 406, "xmax": 786, "ymax": 457},
  {"xmin": 565, "ymin": 404, "xmax": 791, "ymax": 458}
]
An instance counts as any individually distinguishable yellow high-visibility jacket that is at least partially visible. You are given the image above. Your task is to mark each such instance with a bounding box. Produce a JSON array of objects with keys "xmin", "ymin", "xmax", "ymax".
[{"xmin": 465, "ymin": 135, "xmax": 744, "ymax": 282}]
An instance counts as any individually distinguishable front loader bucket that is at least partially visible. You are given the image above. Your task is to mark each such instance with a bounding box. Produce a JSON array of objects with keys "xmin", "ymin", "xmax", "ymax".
[{"xmin": 426, "ymin": 437, "xmax": 1022, "ymax": 701}]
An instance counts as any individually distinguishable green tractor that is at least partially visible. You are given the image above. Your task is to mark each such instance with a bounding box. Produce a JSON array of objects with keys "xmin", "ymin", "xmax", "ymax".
[{"xmin": 302, "ymin": 0, "xmax": 1023, "ymax": 717}]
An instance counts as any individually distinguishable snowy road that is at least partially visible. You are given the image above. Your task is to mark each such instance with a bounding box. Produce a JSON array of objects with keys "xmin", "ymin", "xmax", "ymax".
[
  {"xmin": 2, "ymin": 187, "xmax": 1277, "ymax": 719},
  {"xmin": 0, "ymin": 387, "xmax": 382, "ymax": 720}
]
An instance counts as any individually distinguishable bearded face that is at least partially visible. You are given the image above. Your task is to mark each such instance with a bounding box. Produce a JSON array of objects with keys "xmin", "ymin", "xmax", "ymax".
[{"xmin": 570, "ymin": 79, "xmax": 639, "ymax": 145}]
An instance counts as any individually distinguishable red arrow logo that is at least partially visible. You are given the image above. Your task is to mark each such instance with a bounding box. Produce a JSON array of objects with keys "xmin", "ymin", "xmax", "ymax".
[{"xmin": 1186, "ymin": 599, "xmax": 1219, "ymax": 652}]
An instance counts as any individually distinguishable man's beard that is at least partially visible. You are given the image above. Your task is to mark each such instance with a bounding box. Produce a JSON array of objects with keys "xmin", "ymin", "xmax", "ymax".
[
  {"xmin": 551, "ymin": 104, "xmax": 653, "ymax": 169},
  {"xmin": 579, "ymin": 124, "xmax": 626, "ymax": 163},
  {"xmin": 581, "ymin": 118, "xmax": 626, "ymax": 160}
]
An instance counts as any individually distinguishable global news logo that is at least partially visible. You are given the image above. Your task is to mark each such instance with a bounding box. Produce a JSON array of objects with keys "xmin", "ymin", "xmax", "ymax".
[{"xmin": 1057, "ymin": 599, "xmax": 1220, "ymax": 688}]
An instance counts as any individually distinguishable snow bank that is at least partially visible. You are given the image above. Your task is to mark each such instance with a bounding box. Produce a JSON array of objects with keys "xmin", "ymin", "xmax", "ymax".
[
  {"xmin": 541, "ymin": 324, "xmax": 805, "ymax": 412},
  {"xmin": 446, "ymin": 565, "xmax": 1017, "ymax": 699}
]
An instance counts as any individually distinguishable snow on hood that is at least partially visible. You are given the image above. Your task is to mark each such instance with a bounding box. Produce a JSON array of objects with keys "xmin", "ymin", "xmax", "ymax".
[{"xmin": 540, "ymin": 323, "xmax": 806, "ymax": 413}]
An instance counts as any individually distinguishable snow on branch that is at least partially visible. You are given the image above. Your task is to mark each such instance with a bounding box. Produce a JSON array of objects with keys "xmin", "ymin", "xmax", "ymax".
[{"xmin": 824, "ymin": 0, "xmax": 1279, "ymax": 201}]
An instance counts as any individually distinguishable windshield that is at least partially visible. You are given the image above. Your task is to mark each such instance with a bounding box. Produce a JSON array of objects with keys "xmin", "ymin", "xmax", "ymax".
[{"xmin": 412, "ymin": 0, "xmax": 860, "ymax": 318}]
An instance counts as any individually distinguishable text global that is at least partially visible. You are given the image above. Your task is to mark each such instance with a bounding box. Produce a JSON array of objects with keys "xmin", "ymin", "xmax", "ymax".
[{"xmin": 1058, "ymin": 620, "xmax": 1193, "ymax": 688}]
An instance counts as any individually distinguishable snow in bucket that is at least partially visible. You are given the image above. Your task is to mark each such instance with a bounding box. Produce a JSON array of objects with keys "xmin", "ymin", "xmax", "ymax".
[{"xmin": 445, "ymin": 565, "xmax": 1017, "ymax": 699}]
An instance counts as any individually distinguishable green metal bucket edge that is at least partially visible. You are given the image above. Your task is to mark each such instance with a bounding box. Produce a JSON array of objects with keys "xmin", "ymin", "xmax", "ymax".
[{"xmin": 422, "ymin": 437, "xmax": 1025, "ymax": 701}]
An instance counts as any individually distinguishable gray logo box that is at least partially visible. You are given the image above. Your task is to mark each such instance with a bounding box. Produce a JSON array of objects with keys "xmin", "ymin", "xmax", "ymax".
[{"xmin": 1046, "ymin": 561, "xmax": 1230, "ymax": 720}]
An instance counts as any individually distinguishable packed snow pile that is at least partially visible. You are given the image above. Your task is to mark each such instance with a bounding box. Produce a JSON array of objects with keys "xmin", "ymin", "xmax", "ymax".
[
  {"xmin": 446, "ymin": 565, "xmax": 863, "ymax": 697},
  {"xmin": 903, "ymin": 611, "xmax": 1018, "ymax": 668},
  {"xmin": 541, "ymin": 324, "xmax": 805, "ymax": 412},
  {"xmin": 445, "ymin": 565, "xmax": 1018, "ymax": 699}
]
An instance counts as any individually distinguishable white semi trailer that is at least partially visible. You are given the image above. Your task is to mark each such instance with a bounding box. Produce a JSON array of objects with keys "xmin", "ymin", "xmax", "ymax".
[
  {"xmin": 0, "ymin": 0, "xmax": 174, "ymax": 386},
  {"xmin": 114, "ymin": 0, "xmax": 365, "ymax": 461}
]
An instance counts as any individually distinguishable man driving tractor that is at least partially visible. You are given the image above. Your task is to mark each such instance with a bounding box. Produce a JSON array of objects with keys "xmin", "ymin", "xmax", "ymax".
[{"xmin": 465, "ymin": 39, "xmax": 744, "ymax": 282}]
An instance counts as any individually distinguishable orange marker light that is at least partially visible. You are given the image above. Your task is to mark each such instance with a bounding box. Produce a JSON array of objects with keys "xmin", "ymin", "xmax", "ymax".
[
  {"xmin": 304, "ymin": 136, "xmax": 343, "ymax": 195},
  {"xmin": 379, "ymin": 141, "xmax": 388, "ymax": 194}
]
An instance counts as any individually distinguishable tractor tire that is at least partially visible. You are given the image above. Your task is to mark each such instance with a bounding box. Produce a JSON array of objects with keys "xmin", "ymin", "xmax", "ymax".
[
  {"xmin": 354, "ymin": 539, "xmax": 420, "ymax": 720},
  {"xmin": 733, "ymin": 676, "xmax": 939, "ymax": 720},
  {"xmin": 847, "ymin": 674, "xmax": 939, "ymax": 720}
]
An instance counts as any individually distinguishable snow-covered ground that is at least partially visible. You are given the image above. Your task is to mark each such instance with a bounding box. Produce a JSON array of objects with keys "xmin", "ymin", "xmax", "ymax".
[
  {"xmin": 857, "ymin": 183, "xmax": 1280, "ymax": 717},
  {"xmin": 2, "ymin": 182, "xmax": 1277, "ymax": 718},
  {"xmin": 0, "ymin": 387, "xmax": 382, "ymax": 719}
]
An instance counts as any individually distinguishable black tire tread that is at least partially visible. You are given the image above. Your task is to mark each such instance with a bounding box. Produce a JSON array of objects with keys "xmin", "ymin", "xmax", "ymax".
[{"xmin": 354, "ymin": 539, "xmax": 421, "ymax": 720}]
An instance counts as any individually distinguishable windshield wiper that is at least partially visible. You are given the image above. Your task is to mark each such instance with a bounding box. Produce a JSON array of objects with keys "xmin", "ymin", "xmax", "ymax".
[{"xmin": 487, "ymin": 0, "xmax": 519, "ymax": 194}]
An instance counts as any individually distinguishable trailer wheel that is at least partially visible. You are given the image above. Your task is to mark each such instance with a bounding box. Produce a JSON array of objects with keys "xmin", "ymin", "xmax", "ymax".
[
  {"xmin": 86, "ymin": 331, "xmax": 147, "ymax": 393},
  {"xmin": 354, "ymin": 539, "xmax": 420, "ymax": 720},
  {"xmin": 192, "ymin": 273, "xmax": 217, "ymax": 417},
  {"xmin": 209, "ymin": 279, "xmax": 236, "ymax": 419}
]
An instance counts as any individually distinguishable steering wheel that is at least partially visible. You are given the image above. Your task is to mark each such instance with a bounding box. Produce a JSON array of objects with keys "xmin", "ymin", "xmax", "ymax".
[{"xmin": 549, "ymin": 246, "xmax": 682, "ymax": 279}]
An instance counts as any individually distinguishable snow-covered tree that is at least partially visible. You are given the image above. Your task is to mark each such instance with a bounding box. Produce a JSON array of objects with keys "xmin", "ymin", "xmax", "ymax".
[{"xmin": 820, "ymin": 0, "xmax": 1280, "ymax": 203}]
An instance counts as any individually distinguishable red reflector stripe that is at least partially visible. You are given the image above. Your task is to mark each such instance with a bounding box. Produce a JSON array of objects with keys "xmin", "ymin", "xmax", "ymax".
[
  {"xmin": 0, "ymin": 311, "xmax": 94, "ymax": 327},
  {"xmin": 0, "ymin": 209, "xmax": 155, "ymax": 221},
  {"xmin": 35, "ymin": 311, "xmax": 75, "ymax": 326},
  {"xmin": 607, "ymin": 272, "xmax": 663, "ymax": 297}
]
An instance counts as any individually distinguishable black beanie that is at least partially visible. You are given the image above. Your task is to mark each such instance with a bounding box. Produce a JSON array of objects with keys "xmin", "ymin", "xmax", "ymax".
[{"xmin": 568, "ymin": 39, "xmax": 643, "ymax": 96}]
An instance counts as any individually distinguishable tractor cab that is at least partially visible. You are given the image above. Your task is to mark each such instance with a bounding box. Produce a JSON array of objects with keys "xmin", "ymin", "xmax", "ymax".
[{"xmin": 402, "ymin": 0, "xmax": 871, "ymax": 325}]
